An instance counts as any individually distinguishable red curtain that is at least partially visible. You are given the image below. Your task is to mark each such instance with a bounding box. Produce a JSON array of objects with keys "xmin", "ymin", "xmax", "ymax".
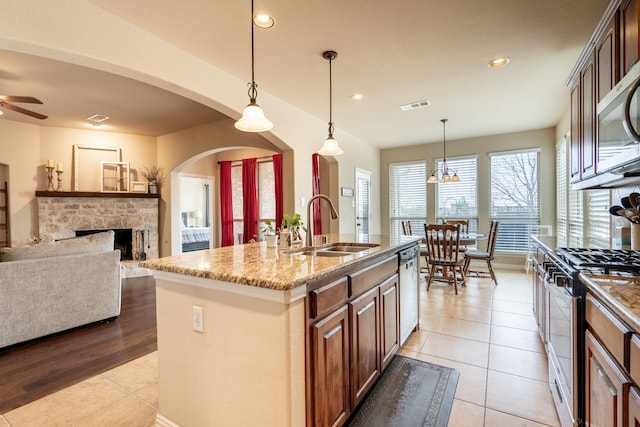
[
  {"xmin": 273, "ymin": 154, "xmax": 283, "ymax": 231},
  {"xmin": 312, "ymin": 153, "xmax": 322, "ymax": 235},
  {"xmin": 242, "ymin": 158, "xmax": 259, "ymax": 243},
  {"xmin": 220, "ymin": 161, "xmax": 235, "ymax": 247}
]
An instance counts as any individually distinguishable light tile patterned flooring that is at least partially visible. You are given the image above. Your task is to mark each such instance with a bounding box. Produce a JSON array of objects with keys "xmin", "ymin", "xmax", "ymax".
[
  {"xmin": 0, "ymin": 269, "xmax": 558, "ymax": 427},
  {"xmin": 399, "ymin": 269, "xmax": 560, "ymax": 427}
]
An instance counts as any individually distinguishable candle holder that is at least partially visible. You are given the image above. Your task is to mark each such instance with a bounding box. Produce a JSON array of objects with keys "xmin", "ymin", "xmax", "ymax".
[
  {"xmin": 46, "ymin": 166, "xmax": 54, "ymax": 191},
  {"xmin": 56, "ymin": 170, "xmax": 64, "ymax": 191}
]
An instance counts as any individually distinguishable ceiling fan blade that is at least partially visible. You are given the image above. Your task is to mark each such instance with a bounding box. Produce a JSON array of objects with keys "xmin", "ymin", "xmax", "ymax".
[
  {"xmin": 0, "ymin": 95, "xmax": 43, "ymax": 104},
  {"xmin": 1, "ymin": 102, "xmax": 48, "ymax": 119}
]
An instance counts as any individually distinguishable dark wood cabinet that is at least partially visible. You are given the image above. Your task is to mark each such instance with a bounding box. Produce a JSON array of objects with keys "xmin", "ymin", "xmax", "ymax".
[
  {"xmin": 570, "ymin": 80, "xmax": 581, "ymax": 182},
  {"xmin": 597, "ymin": 14, "xmax": 619, "ymax": 102},
  {"xmin": 582, "ymin": 55, "xmax": 596, "ymax": 180},
  {"xmin": 308, "ymin": 253, "xmax": 401, "ymax": 427},
  {"xmin": 312, "ymin": 304, "xmax": 351, "ymax": 427},
  {"xmin": 621, "ymin": 0, "xmax": 639, "ymax": 75},
  {"xmin": 379, "ymin": 274, "xmax": 399, "ymax": 371},
  {"xmin": 585, "ymin": 330, "xmax": 631, "ymax": 427},
  {"xmin": 630, "ymin": 387, "xmax": 640, "ymax": 425},
  {"xmin": 349, "ymin": 286, "xmax": 380, "ymax": 408}
]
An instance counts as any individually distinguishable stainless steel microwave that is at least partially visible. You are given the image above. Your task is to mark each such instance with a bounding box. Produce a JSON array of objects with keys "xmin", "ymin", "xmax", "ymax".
[{"xmin": 597, "ymin": 61, "xmax": 640, "ymax": 174}]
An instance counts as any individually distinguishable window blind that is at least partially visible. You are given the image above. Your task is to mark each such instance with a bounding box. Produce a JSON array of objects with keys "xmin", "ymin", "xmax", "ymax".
[
  {"xmin": 435, "ymin": 155, "xmax": 478, "ymax": 232},
  {"xmin": 556, "ymin": 138, "xmax": 568, "ymax": 247},
  {"xmin": 586, "ymin": 189, "xmax": 611, "ymax": 248},
  {"xmin": 389, "ymin": 161, "xmax": 427, "ymax": 239},
  {"xmin": 489, "ymin": 149, "xmax": 540, "ymax": 253}
]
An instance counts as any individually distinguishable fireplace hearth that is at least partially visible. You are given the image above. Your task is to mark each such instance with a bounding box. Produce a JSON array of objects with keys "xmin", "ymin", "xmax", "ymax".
[{"xmin": 76, "ymin": 228, "xmax": 133, "ymax": 260}]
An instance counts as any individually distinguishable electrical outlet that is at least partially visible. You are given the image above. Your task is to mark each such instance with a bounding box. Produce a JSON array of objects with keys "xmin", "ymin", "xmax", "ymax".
[{"xmin": 192, "ymin": 305, "xmax": 204, "ymax": 333}]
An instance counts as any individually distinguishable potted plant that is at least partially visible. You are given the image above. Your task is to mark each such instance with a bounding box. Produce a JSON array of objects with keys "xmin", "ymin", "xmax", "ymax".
[
  {"xmin": 140, "ymin": 165, "xmax": 165, "ymax": 194},
  {"xmin": 260, "ymin": 220, "xmax": 278, "ymax": 248},
  {"xmin": 281, "ymin": 213, "xmax": 304, "ymax": 242}
]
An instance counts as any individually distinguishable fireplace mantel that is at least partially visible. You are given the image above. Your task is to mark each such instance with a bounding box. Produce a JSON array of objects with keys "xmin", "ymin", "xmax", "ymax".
[{"xmin": 36, "ymin": 191, "xmax": 159, "ymax": 199}]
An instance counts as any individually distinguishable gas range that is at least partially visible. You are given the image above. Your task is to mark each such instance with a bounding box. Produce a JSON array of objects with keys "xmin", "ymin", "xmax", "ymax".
[{"xmin": 555, "ymin": 247, "xmax": 640, "ymax": 275}]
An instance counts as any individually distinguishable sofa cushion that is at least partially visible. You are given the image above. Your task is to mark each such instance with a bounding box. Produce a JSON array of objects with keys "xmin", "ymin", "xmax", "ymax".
[{"xmin": 0, "ymin": 230, "xmax": 114, "ymax": 262}]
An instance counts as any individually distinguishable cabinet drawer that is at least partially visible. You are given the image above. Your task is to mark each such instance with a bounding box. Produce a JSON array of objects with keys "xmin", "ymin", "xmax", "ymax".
[
  {"xmin": 309, "ymin": 277, "xmax": 348, "ymax": 319},
  {"xmin": 349, "ymin": 255, "xmax": 397, "ymax": 297},
  {"xmin": 630, "ymin": 335, "xmax": 640, "ymax": 384},
  {"xmin": 586, "ymin": 293, "xmax": 632, "ymax": 368}
]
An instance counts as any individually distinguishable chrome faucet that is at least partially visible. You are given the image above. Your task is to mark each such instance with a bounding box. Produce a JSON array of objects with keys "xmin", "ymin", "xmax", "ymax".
[{"xmin": 306, "ymin": 194, "xmax": 339, "ymax": 247}]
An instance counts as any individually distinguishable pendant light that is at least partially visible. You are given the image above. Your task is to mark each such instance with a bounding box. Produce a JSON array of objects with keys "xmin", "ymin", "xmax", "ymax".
[
  {"xmin": 318, "ymin": 50, "xmax": 344, "ymax": 156},
  {"xmin": 427, "ymin": 119, "xmax": 460, "ymax": 183},
  {"xmin": 235, "ymin": 0, "xmax": 273, "ymax": 132}
]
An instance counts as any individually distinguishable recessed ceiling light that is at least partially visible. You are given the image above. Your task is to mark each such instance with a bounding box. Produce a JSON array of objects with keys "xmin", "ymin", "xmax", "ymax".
[
  {"xmin": 253, "ymin": 14, "xmax": 275, "ymax": 28},
  {"xmin": 351, "ymin": 93, "xmax": 364, "ymax": 101},
  {"xmin": 488, "ymin": 57, "xmax": 510, "ymax": 68},
  {"xmin": 399, "ymin": 100, "xmax": 430, "ymax": 111}
]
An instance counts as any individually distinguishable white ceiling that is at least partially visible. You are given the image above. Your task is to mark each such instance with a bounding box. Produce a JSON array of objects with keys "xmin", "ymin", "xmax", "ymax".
[{"xmin": 0, "ymin": 0, "xmax": 609, "ymax": 148}]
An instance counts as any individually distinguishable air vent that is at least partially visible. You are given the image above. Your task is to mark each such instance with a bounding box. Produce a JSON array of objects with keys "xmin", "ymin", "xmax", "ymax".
[
  {"xmin": 399, "ymin": 100, "xmax": 431, "ymax": 111},
  {"xmin": 86, "ymin": 114, "xmax": 110, "ymax": 123}
]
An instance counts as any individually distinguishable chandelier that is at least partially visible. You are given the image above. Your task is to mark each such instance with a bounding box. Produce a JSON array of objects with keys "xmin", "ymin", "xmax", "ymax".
[
  {"xmin": 318, "ymin": 50, "xmax": 344, "ymax": 156},
  {"xmin": 427, "ymin": 118, "xmax": 460, "ymax": 183},
  {"xmin": 234, "ymin": 0, "xmax": 273, "ymax": 132}
]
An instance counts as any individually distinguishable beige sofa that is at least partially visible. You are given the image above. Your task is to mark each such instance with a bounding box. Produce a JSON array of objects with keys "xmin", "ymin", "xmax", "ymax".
[{"xmin": 0, "ymin": 231, "xmax": 121, "ymax": 348}]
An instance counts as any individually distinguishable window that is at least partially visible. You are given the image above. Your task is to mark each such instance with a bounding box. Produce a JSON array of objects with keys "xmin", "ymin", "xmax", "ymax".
[
  {"xmin": 435, "ymin": 156, "xmax": 478, "ymax": 232},
  {"xmin": 557, "ymin": 137, "xmax": 611, "ymax": 248},
  {"xmin": 231, "ymin": 160, "xmax": 276, "ymax": 243},
  {"xmin": 389, "ymin": 161, "xmax": 426, "ymax": 239},
  {"xmin": 556, "ymin": 138, "xmax": 568, "ymax": 247},
  {"xmin": 489, "ymin": 149, "xmax": 540, "ymax": 253}
]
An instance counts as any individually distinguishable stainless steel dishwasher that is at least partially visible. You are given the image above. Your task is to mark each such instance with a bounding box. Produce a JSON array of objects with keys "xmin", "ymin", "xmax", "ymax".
[{"xmin": 399, "ymin": 245, "xmax": 419, "ymax": 345}]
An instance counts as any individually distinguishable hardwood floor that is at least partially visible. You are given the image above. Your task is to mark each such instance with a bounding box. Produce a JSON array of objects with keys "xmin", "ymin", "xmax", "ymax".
[{"xmin": 0, "ymin": 276, "xmax": 157, "ymax": 414}]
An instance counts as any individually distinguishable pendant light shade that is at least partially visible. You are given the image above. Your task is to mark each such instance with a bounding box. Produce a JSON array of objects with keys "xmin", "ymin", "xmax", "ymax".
[
  {"xmin": 428, "ymin": 118, "xmax": 460, "ymax": 183},
  {"xmin": 318, "ymin": 50, "xmax": 344, "ymax": 156},
  {"xmin": 235, "ymin": 0, "xmax": 273, "ymax": 133}
]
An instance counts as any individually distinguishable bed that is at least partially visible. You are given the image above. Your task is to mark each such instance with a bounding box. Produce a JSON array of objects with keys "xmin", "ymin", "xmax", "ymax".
[{"xmin": 181, "ymin": 212, "xmax": 210, "ymax": 252}]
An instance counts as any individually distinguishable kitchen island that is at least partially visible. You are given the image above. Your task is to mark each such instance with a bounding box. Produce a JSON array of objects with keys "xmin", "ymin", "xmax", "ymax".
[{"xmin": 140, "ymin": 234, "xmax": 421, "ymax": 427}]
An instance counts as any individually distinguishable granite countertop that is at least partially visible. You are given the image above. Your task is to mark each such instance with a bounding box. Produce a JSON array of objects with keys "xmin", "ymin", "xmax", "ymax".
[
  {"xmin": 580, "ymin": 273, "xmax": 640, "ymax": 331},
  {"xmin": 140, "ymin": 234, "xmax": 422, "ymax": 291}
]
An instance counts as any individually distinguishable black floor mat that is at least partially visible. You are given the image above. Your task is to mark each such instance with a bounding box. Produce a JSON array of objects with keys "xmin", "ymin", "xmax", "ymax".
[{"xmin": 346, "ymin": 355, "xmax": 459, "ymax": 427}]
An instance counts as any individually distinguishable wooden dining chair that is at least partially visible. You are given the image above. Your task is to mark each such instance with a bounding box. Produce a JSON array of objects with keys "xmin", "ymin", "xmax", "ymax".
[
  {"xmin": 446, "ymin": 219, "xmax": 470, "ymax": 251},
  {"xmin": 401, "ymin": 220, "xmax": 413, "ymax": 236},
  {"xmin": 463, "ymin": 220, "xmax": 499, "ymax": 285},
  {"xmin": 423, "ymin": 223, "xmax": 466, "ymax": 295}
]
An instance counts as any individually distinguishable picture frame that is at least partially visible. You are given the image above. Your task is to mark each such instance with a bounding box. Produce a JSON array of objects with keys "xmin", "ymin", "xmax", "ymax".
[
  {"xmin": 73, "ymin": 145, "xmax": 122, "ymax": 191},
  {"xmin": 100, "ymin": 161, "xmax": 130, "ymax": 193},
  {"xmin": 130, "ymin": 181, "xmax": 148, "ymax": 193}
]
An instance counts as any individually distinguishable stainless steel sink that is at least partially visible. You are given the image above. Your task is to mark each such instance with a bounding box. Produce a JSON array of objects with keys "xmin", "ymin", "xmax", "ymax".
[
  {"xmin": 293, "ymin": 250, "xmax": 353, "ymax": 257},
  {"xmin": 321, "ymin": 245, "xmax": 377, "ymax": 252},
  {"xmin": 285, "ymin": 243, "xmax": 379, "ymax": 256}
]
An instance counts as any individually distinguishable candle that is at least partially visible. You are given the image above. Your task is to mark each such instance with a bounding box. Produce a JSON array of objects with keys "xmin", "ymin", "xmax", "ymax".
[
  {"xmin": 56, "ymin": 163, "xmax": 63, "ymax": 172},
  {"xmin": 47, "ymin": 160, "xmax": 54, "ymax": 168}
]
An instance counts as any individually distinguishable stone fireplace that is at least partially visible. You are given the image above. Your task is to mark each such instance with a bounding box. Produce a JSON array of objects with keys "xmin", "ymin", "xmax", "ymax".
[
  {"xmin": 75, "ymin": 228, "xmax": 134, "ymax": 260},
  {"xmin": 36, "ymin": 191, "xmax": 159, "ymax": 261}
]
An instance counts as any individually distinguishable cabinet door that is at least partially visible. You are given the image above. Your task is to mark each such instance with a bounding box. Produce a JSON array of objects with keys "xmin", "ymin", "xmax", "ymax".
[
  {"xmin": 630, "ymin": 387, "xmax": 640, "ymax": 426},
  {"xmin": 597, "ymin": 14, "xmax": 619, "ymax": 102},
  {"xmin": 585, "ymin": 330, "xmax": 631, "ymax": 427},
  {"xmin": 349, "ymin": 286, "xmax": 380, "ymax": 408},
  {"xmin": 570, "ymin": 81, "xmax": 581, "ymax": 181},
  {"xmin": 621, "ymin": 0, "xmax": 639, "ymax": 75},
  {"xmin": 582, "ymin": 55, "xmax": 596, "ymax": 178},
  {"xmin": 380, "ymin": 274, "xmax": 399, "ymax": 371},
  {"xmin": 312, "ymin": 305, "xmax": 350, "ymax": 427}
]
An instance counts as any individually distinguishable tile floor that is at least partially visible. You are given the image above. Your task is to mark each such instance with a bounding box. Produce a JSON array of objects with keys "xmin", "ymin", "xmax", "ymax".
[
  {"xmin": 398, "ymin": 269, "xmax": 560, "ymax": 427},
  {"xmin": 0, "ymin": 269, "xmax": 558, "ymax": 427}
]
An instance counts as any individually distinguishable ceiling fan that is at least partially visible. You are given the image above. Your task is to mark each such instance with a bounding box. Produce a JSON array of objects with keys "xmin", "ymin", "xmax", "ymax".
[{"xmin": 0, "ymin": 95, "xmax": 48, "ymax": 119}]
